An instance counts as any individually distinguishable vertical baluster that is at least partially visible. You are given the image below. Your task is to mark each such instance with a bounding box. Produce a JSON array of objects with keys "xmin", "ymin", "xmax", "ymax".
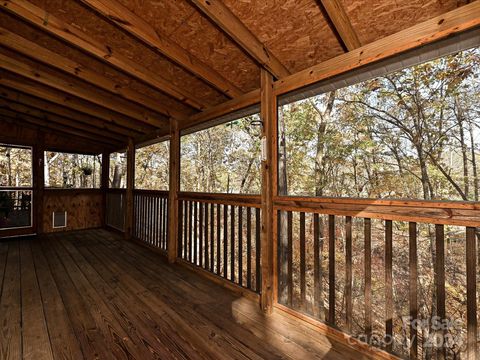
[
  {"xmin": 178, "ymin": 200, "xmax": 183, "ymax": 258},
  {"xmin": 247, "ymin": 207, "xmax": 252, "ymax": 290},
  {"xmin": 256, "ymin": 207, "xmax": 261, "ymax": 293},
  {"xmin": 199, "ymin": 201, "xmax": 203, "ymax": 268},
  {"xmin": 223, "ymin": 204, "xmax": 228, "ymax": 279},
  {"xmin": 385, "ymin": 220, "xmax": 393, "ymax": 353},
  {"xmin": 188, "ymin": 201, "xmax": 193, "ymax": 263},
  {"xmin": 231, "ymin": 205, "xmax": 236, "ymax": 282},
  {"xmin": 345, "ymin": 216, "xmax": 352, "ymax": 333},
  {"xmin": 204, "ymin": 203, "xmax": 209, "ymax": 270},
  {"xmin": 238, "ymin": 206, "xmax": 243, "ymax": 287},
  {"xmin": 160, "ymin": 196, "xmax": 164, "ymax": 249},
  {"xmin": 435, "ymin": 224, "xmax": 445, "ymax": 360},
  {"xmin": 466, "ymin": 227, "xmax": 477, "ymax": 360},
  {"xmin": 328, "ymin": 215, "xmax": 336, "ymax": 325},
  {"xmin": 364, "ymin": 218, "xmax": 372, "ymax": 341},
  {"xmin": 164, "ymin": 197, "xmax": 169, "ymax": 250},
  {"xmin": 216, "ymin": 203, "xmax": 221, "ymax": 274},
  {"xmin": 300, "ymin": 212, "xmax": 306, "ymax": 312},
  {"xmin": 154, "ymin": 196, "xmax": 158, "ymax": 247},
  {"xmin": 288, "ymin": 211, "xmax": 293, "ymax": 307},
  {"xmin": 183, "ymin": 200, "xmax": 188, "ymax": 259},
  {"xmin": 193, "ymin": 201, "xmax": 198, "ymax": 265},
  {"xmin": 313, "ymin": 213, "xmax": 324, "ymax": 320},
  {"xmin": 409, "ymin": 222, "xmax": 418, "ymax": 359},
  {"xmin": 210, "ymin": 202, "xmax": 214, "ymax": 272}
]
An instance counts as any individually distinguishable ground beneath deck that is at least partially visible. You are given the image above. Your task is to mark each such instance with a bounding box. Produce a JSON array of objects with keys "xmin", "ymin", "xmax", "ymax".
[{"xmin": 0, "ymin": 229, "xmax": 376, "ymax": 360}]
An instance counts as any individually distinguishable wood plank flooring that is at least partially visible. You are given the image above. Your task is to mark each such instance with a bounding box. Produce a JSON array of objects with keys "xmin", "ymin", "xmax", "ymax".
[{"xmin": 0, "ymin": 229, "xmax": 379, "ymax": 359}]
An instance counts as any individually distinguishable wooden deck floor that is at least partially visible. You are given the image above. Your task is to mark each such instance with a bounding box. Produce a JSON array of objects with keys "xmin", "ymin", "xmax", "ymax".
[{"xmin": 0, "ymin": 229, "xmax": 379, "ymax": 360}]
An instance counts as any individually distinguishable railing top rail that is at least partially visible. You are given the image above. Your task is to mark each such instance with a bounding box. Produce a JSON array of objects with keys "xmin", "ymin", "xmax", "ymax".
[
  {"xmin": 178, "ymin": 192, "xmax": 261, "ymax": 207},
  {"xmin": 133, "ymin": 189, "xmax": 169, "ymax": 196}
]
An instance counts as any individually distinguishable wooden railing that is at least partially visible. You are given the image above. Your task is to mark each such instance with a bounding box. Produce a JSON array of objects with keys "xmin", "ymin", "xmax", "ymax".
[
  {"xmin": 274, "ymin": 196, "xmax": 479, "ymax": 359},
  {"xmin": 133, "ymin": 190, "xmax": 169, "ymax": 251},
  {"xmin": 178, "ymin": 192, "xmax": 262, "ymax": 293},
  {"xmin": 105, "ymin": 189, "xmax": 126, "ymax": 231}
]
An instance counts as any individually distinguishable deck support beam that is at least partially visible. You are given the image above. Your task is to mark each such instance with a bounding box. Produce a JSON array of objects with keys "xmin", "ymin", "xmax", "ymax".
[
  {"xmin": 125, "ymin": 138, "xmax": 135, "ymax": 240},
  {"xmin": 33, "ymin": 132, "xmax": 45, "ymax": 235},
  {"xmin": 168, "ymin": 120, "xmax": 181, "ymax": 263},
  {"xmin": 101, "ymin": 151, "xmax": 110, "ymax": 229},
  {"xmin": 260, "ymin": 69, "xmax": 277, "ymax": 314}
]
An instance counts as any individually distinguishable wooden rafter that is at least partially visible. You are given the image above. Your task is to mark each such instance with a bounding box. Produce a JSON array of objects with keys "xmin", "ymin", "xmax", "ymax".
[
  {"xmin": 0, "ymin": 100, "xmax": 125, "ymax": 142},
  {"xmin": 0, "ymin": 86, "xmax": 141, "ymax": 138},
  {"xmin": 0, "ymin": 27, "xmax": 187, "ymax": 120},
  {"xmin": 0, "ymin": 110, "xmax": 121, "ymax": 146},
  {"xmin": 189, "ymin": 0, "xmax": 290, "ymax": 79},
  {"xmin": 181, "ymin": 1, "xmax": 480, "ymax": 132},
  {"xmin": 0, "ymin": 77, "xmax": 154, "ymax": 134},
  {"xmin": 319, "ymin": 0, "xmax": 361, "ymax": 51},
  {"xmin": 78, "ymin": 0, "xmax": 243, "ymax": 98},
  {"xmin": 1, "ymin": 0, "xmax": 206, "ymax": 111},
  {"xmin": 0, "ymin": 53, "xmax": 167, "ymax": 128}
]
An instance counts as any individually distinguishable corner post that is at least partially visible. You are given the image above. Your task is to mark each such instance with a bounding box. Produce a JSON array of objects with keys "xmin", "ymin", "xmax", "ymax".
[
  {"xmin": 168, "ymin": 119, "xmax": 181, "ymax": 263},
  {"xmin": 125, "ymin": 138, "xmax": 135, "ymax": 240},
  {"xmin": 101, "ymin": 151, "xmax": 110, "ymax": 228},
  {"xmin": 260, "ymin": 69, "xmax": 277, "ymax": 314},
  {"xmin": 33, "ymin": 132, "xmax": 45, "ymax": 235}
]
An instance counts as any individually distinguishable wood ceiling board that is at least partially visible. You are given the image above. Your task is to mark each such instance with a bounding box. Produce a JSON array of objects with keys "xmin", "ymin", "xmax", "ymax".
[
  {"xmin": 0, "ymin": 71, "xmax": 156, "ymax": 134},
  {"xmin": 222, "ymin": 0, "xmax": 345, "ymax": 74},
  {"xmin": 0, "ymin": 47, "xmax": 168, "ymax": 128},
  {"xmin": 79, "ymin": 0, "xmax": 244, "ymax": 98},
  {"xmin": 170, "ymin": 11, "xmax": 261, "ymax": 93},
  {"xmin": 338, "ymin": 0, "xmax": 462, "ymax": 46},
  {"xmin": 0, "ymin": 11, "xmax": 193, "ymax": 118},
  {"xmin": 4, "ymin": 0, "xmax": 225, "ymax": 110}
]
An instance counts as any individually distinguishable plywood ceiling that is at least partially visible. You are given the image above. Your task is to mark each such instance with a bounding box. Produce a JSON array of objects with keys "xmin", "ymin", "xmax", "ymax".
[{"xmin": 0, "ymin": 0, "xmax": 470, "ymax": 150}]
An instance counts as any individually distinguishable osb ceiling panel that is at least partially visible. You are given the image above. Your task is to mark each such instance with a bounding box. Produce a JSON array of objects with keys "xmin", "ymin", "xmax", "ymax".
[
  {"xmin": 222, "ymin": 0, "xmax": 345, "ymax": 74},
  {"xmin": 114, "ymin": 0, "xmax": 260, "ymax": 93},
  {"xmin": 338, "ymin": 0, "xmax": 465, "ymax": 46},
  {"xmin": 0, "ymin": 12, "xmax": 195, "ymax": 117},
  {"xmin": 25, "ymin": 0, "xmax": 227, "ymax": 108}
]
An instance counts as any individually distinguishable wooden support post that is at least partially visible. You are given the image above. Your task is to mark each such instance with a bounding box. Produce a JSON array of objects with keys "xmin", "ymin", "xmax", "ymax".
[
  {"xmin": 101, "ymin": 151, "xmax": 110, "ymax": 228},
  {"xmin": 124, "ymin": 138, "xmax": 135, "ymax": 240},
  {"xmin": 33, "ymin": 132, "xmax": 45, "ymax": 235},
  {"xmin": 260, "ymin": 69, "xmax": 277, "ymax": 314},
  {"xmin": 168, "ymin": 120, "xmax": 181, "ymax": 263}
]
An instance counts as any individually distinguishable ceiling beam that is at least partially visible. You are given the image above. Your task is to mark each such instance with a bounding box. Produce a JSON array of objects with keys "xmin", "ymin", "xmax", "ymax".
[
  {"xmin": 0, "ymin": 100, "xmax": 125, "ymax": 143},
  {"xmin": 0, "ymin": 27, "xmax": 187, "ymax": 121},
  {"xmin": 0, "ymin": 77, "xmax": 154, "ymax": 134},
  {"xmin": 78, "ymin": 0, "xmax": 243, "ymax": 98},
  {"xmin": 0, "ymin": 53, "xmax": 168, "ymax": 128},
  {"xmin": 181, "ymin": 2, "xmax": 480, "ymax": 131},
  {"xmin": 0, "ymin": 109, "xmax": 121, "ymax": 147},
  {"xmin": 319, "ymin": 0, "xmax": 361, "ymax": 51},
  {"xmin": 189, "ymin": 0, "xmax": 290, "ymax": 79},
  {"xmin": 0, "ymin": 86, "xmax": 141, "ymax": 138},
  {"xmin": 2, "ymin": 0, "xmax": 206, "ymax": 111}
]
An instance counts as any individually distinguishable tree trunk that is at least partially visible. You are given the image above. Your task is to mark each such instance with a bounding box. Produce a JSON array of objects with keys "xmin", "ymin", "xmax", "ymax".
[{"xmin": 455, "ymin": 97, "xmax": 469, "ymax": 199}]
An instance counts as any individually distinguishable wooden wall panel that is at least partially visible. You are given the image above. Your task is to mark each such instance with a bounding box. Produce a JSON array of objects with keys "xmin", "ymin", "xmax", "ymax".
[{"xmin": 43, "ymin": 190, "xmax": 102, "ymax": 233}]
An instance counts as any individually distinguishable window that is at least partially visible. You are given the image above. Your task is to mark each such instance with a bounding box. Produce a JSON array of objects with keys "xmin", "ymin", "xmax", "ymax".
[
  {"xmin": 0, "ymin": 145, "xmax": 32, "ymax": 187},
  {"xmin": 0, "ymin": 144, "xmax": 32, "ymax": 229},
  {"xmin": 45, "ymin": 152, "xmax": 102, "ymax": 188},
  {"xmin": 109, "ymin": 151, "xmax": 127, "ymax": 189},
  {"xmin": 279, "ymin": 46, "xmax": 480, "ymax": 201},
  {"xmin": 181, "ymin": 115, "xmax": 261, "ymax": 194},
  {"xmin": 135, "ymin": 141, "xmax": 169, "ymax": 190}
]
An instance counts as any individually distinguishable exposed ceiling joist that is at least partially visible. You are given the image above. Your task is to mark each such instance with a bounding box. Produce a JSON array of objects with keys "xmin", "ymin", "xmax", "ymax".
[
  {"xmin": 0, "ymin": 109, "xmax": 122, "ymax": 146},
  {"xmin": 2, "ymin": 0, "xmax": 206, "ymax": 111},
  {"xmin": 0, "ymin": 27, "xmax": 187, "ymax": 121},
  {"xmin": 319, "ymin": 0, "xmax": 361, "ymax": 51},
  {"xmin": 79, "ymin": 0, "xmax": 244, "ymax": 98},
  {"xmin": 0, "ymin": 77, "xmax": 154, "ymax": 134},
  {"xmin": 0, "ymin": 53, "xmax": 168, "ymax": 128},
  {"xmin": 189, "ymin": 0, "xmax": 290, "ymax": 79},
  {"xmin": 0, "ymin": 86, "xmax": 141, "ymax": 138},
  {"xmin": 0, "ymin": 100, "xmax": 125, "ymax": 142},
  {"xmin": 181, "ymin": 2, "xmax": 480, "ymax": 132}
]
